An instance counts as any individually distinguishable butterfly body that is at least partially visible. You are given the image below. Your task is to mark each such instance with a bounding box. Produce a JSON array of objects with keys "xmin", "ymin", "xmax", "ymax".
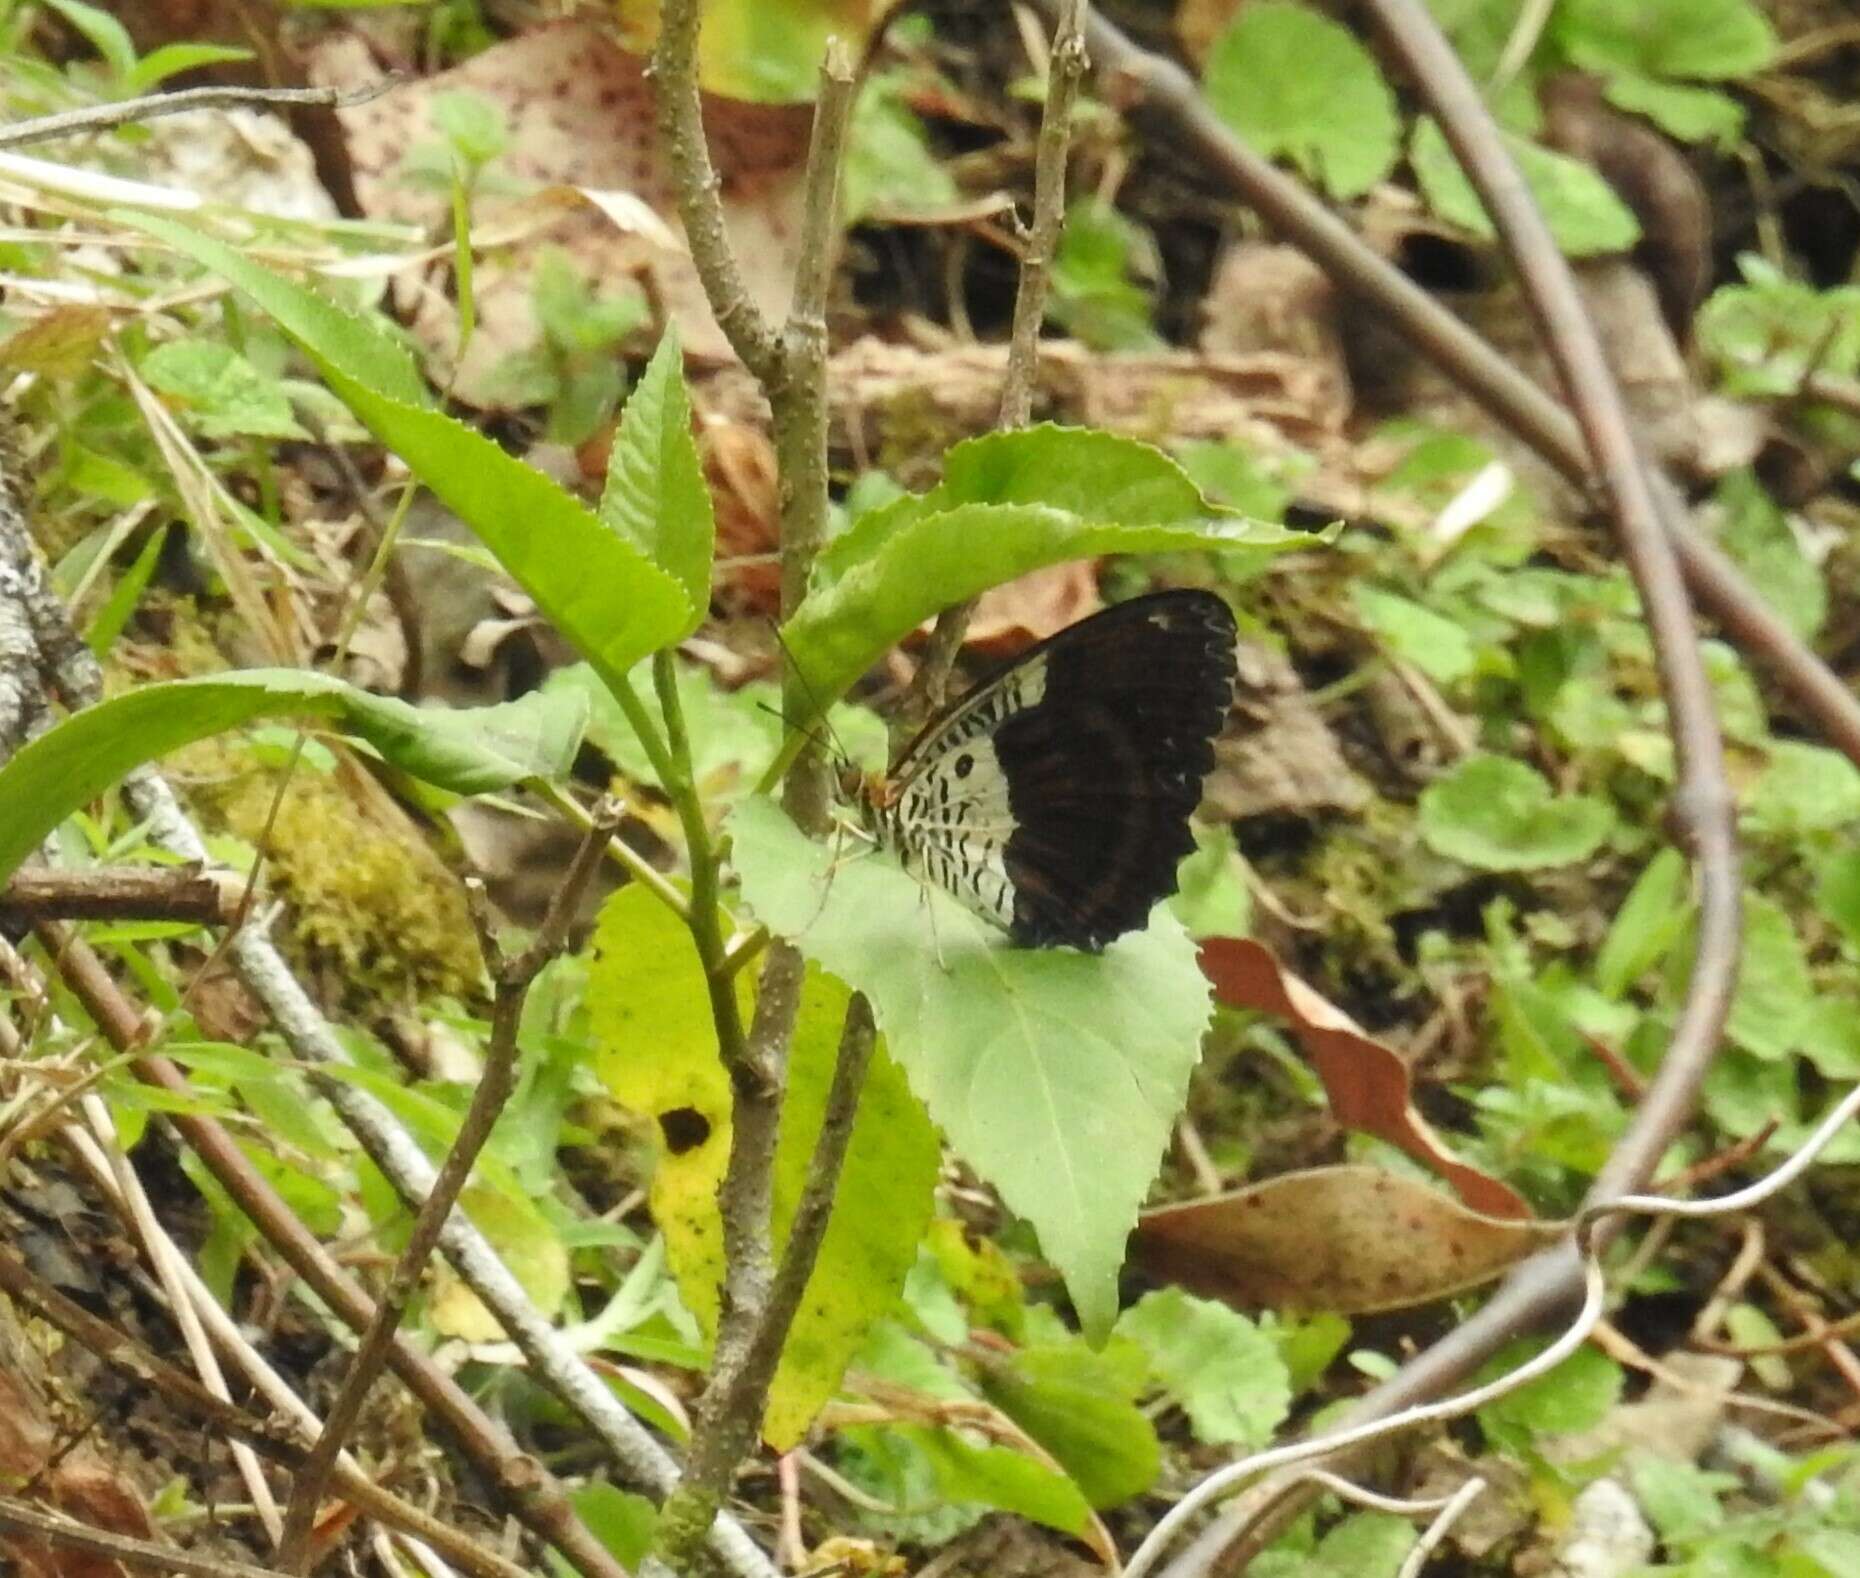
[{"xmin": 849, "ymin": 590, "xmax": 1238, "ymax": 952}]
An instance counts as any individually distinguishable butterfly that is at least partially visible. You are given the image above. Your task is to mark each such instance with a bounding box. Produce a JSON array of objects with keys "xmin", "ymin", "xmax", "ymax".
[{"xmin": 839, "ymin": 589, "xmax": 1238, "ymax": 952}]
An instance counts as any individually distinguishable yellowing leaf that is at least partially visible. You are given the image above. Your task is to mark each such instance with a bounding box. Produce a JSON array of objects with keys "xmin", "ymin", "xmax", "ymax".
[{"xmin": 588, "ymin": 884, "xmax": 937, "ymax": 1446}]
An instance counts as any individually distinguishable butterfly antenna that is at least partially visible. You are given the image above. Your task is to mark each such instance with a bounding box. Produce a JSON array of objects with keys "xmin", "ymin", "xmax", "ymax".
[
  {"xmin": 753, "ymin": 700, "xmax": 840, "ymax": 766},
  {"xmin": 767, "ymin": 620, "xmax": 854, "ymax": 772}
]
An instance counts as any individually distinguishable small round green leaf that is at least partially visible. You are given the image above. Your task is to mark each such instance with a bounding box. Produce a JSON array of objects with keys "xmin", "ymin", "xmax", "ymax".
[
  {"xmin": 1205, "ymin": 2, "xmax": 1400, "ymax": 200},
  {"xmin": 1418, "ymin": 755, "xmax": 1614, "ymax": 871}
]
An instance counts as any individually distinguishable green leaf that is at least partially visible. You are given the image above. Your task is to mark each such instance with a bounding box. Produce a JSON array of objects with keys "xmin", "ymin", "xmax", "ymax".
[
  {"xmin": 1603, "ymin": 72, "xmax": 1745, "ymax": 145},
  {"xmin": 1476, "ymin": 1338, "xmax": 1622, "ymax": 1443},
  {"xmin": 65, "ymin": 443, "xmax": 155, "ymax": 507},
  {"xmin": 1204, "ymin": 2, "xmax": 1400, "ymax": 200},
  {"xmin": 1713, "ymin": 470, "xmax": 1825, "ymax": 644},
  {"xmin": 1174, "ymin": 439, "xmax": 1299, "ymax": 522},
  {"xmin": 1410, "ymin": 119, "xmax": 1640, "ymax": 256},
  {"xmin": 141, "ymin": 341, "xmax": 308, "ymax": 440},
  {"xmin": 844, "ymin": 70, "xmax": 959, "ymax": 223},
  {"xmin": 1049, "ymin": 197, "xmax": 1163, "ymax": 352},
  {"xmin": 1595, "ymin": 847, "xmax": 1687, "ymax": 998},
  {"xmin": 43, "ymin": 0, "xmax": 136, "ymax": 76},
  {"xmin": 1419, "ymin": 755, "xmax": 1614, "ymax": 872},
  {"xmin": 1745, "ymin": 742, "xmax": 1860, "ymax": 837},
  {"xmin": 1709, "ymin": 894, "xmax": 1813, "ymax": 1062},
  {"xmin": 790, "ymin": 427, "xmax": 1303, "ymax": 709},
  {"xmin": 1722, "ymin": 1302, "xmax": 1794, "ymax": 1392},
  {"xmin": 85, "ymin": 525, "xmax": 168, "ymax": 656},
  {"xmin": 115, "ymin": 213, "xmax": 692, "ymax": 689},
  {"xmin": 1308, "ymin": 1513, "xmax": 1416, "ymax": 1578},
  {"xmin": 1702, "ymin": 1047, "xmax": 1796, "ymax": 1142},
  {"xmin": 549, "ymin": 659, "xmax": 885, "ymax": 803},
  {"xmin": 1631, "ymin": 1457, "xmax": 1728, "ymax": 1542},
  {"xmin": 903, "ymin": 1425, "xmax": 1091, "ymax": 1535},
  {"xmin": 557, "ymin": 1484, "xmax": 656, "ymax": 1572},
  {"xmin": 588, "ymin": 885, "xmax": 939, "ymax": 1447},
  {"xmin": 1275, "ymin": 1311, "xmax": 1352, "ymax": 1394},
  {"xmin": 1352, "ymin": 585, "xmax": 1475, "ymax": 685},
  {"xmin": 533, "ymin": 249, "xmax": 646, "ymax": 355},
  {"xmin": 980, "ymin": 1341, "xmax": 1161, "ymax": 1509},
  {"xmin": 126, "ymin": 42, "xmax": 255, "ymax": 92},
  {"xmin": 729, "ymin": 796, "xmax": 1211, "ymax": 1341},
  {"xmin": 1816, "ymin": 848, "xmax": 1860, "ymax": 954},
  {"xmin": 1552, "ymin": 0, "xmax": 1777, "ymax": 80},
  {"xmin": 1698, "ymin": 261, "xmax": 1860, "ymax": 399},
  {"xmin": 764, "ymin": 967, "xmax": 940, "ymax": 1445},
  {"xmin": 429, "ymin": 90, "xmax": 509, "ymax": 166},
  {"xmin": 0, "ymin": 673, "xmax": 586, "ymax": 885},
  {"xmin": 1170, "ymin": 823, "xmax": 1252, "ymax": 941},
  {"xmin": 1795, "ymin": 1528, "xmax": 1860, "ymax": 1578},
  {"xmin": 599, "ymin": 328, "xmax": 712, "ymax": 630},
  {"xmin": 825, "ymin": 426, "xmax": 1260, "ymax": 572},
  {"xmin": 1117, "ymin": 1290, "xmax": 1292, "ymax": 1448}
]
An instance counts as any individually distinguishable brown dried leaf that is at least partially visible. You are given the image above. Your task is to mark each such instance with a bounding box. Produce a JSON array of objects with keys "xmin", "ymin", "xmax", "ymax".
[
  {"xmin": 0, "ymin": 1372, "xmax": 154, "ymax": 1578},
  {"xmin": 1203, "ymin": 641, "xmax": 1371, "ymax": 818},
  {"xmin": 1134, "ymin": 1165, "xmax": 1561, "ymax": 1312},
  {"xmin": 0, "ymin": 306, "xmax": 113, "ymax": 379},
  {"xmin": 953, "ymin": 562, "xmax": 1102, "ymax": 659},
  {"xmin": 706, "ymin": 416, "xmax": 782, "ymax": 616},
  {"xmin": 1198, "ymin": 937, "xmax": 1530, "ymax": 1218},
  {"xmin": 316, "ymin": 22, "xmax": 810, "ymax": 397}
]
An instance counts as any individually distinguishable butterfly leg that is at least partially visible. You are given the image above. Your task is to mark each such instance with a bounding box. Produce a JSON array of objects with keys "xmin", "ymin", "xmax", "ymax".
[
  {"xmin": 803, "ymin": 816, "xmax": 876, "ymax": 935},
  {"xmin": 918, "ymin": 878, "xmax": 954, "ymax": 974}
]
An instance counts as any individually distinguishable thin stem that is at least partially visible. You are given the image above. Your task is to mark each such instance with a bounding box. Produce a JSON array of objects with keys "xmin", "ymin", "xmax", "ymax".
[
  {"xmin": 1360, "ymin": 0, "xmax": 1740, "ymax": 1186},
  {"xmin": 655, "ymin": 648, "xmax": 753, "ymax": 1080},
  {"xmin": 534, "ymin": 778, "xmax": 689, "ymax": 919},
  {"xmin": 776, "ymin": 40, "xmax": 858, "ymax": 836}
]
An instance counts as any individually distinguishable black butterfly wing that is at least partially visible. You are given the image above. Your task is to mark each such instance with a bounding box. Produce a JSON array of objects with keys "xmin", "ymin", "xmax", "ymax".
[{"xmin": 983, "ymin": 589, "xmax": 1238, "ymax": 950}]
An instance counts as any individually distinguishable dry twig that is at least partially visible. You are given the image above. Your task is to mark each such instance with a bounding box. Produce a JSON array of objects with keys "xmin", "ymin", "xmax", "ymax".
[
  {"xmin": 273, "ymin": 805, "xmax": 623, "ymax": 1571},
  {"xmin": 645, "ymin": 8, "xmax": 882, "ymax": 1570},
  {"xmin": 907, "ymin": 0, "xmax": 1090, "ymax": 727}
]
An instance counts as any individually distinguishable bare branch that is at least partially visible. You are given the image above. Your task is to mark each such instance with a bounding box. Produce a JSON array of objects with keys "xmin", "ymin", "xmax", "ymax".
[
  {"xmin": 0, "ymin": 81, "xmax": 395, "ymax": 151},
  {"xmin": 643, "ymin": 24, "xmax": 865, "ymax": 1575},
  {"xmin": 907, "ymin": 0, "xmax": 1090, "ymax": 729},
  {"xmin": 650, "ymin": 0, "xmax": 786, "ymax": 385},
  {"xmin": 778, "ymin": 39, "xmax": 859, "ymax": 835},
  {"xmin": 0, "ymin": 1495, "xmax": 289, "ymax": 1578},
  {"xmin": 1355, "ymin": 0, "xmax": 1738, "ymax": 1220},
  {"xmin": 273, "ymin": 808, "xmax": 622, "ymax": 1571},
  {"xmin": 0, "ymin": 865, "xmax": 238, "ymax": 925}
]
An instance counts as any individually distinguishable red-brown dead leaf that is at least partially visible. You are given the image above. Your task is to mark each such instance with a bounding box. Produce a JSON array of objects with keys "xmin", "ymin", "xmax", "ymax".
[
  {"xmin": 1198, "ymin": 937, "xmax": 1530, "ymax": 1219},
  {"xmin": 949, "ymin": 563, "xmax": 1102, "ymax": 660},
  {"xmin": 314, "ymin": 21, "xmax": 810, "ymax": 399},
  {"xmin": 0, "ymin": 1372, "xmax": 154, "ymax": 1578},
  {"xmin": 705, "ymin": 416, "xmax": 782, "ymax": 616},
  {"xmin": 1134, "ymin": 1165, "xmax": 1561, "ymax": 1312}
]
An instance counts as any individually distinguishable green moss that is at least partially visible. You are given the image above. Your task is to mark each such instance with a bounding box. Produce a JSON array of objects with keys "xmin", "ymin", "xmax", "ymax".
[
  {"xmin": 178, "ymin": 736, "xmax": 481, "ymax": 1003},
  {"xmin": 102, "ymin": 596, "xmax": 482, "ymax": 1001}
]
